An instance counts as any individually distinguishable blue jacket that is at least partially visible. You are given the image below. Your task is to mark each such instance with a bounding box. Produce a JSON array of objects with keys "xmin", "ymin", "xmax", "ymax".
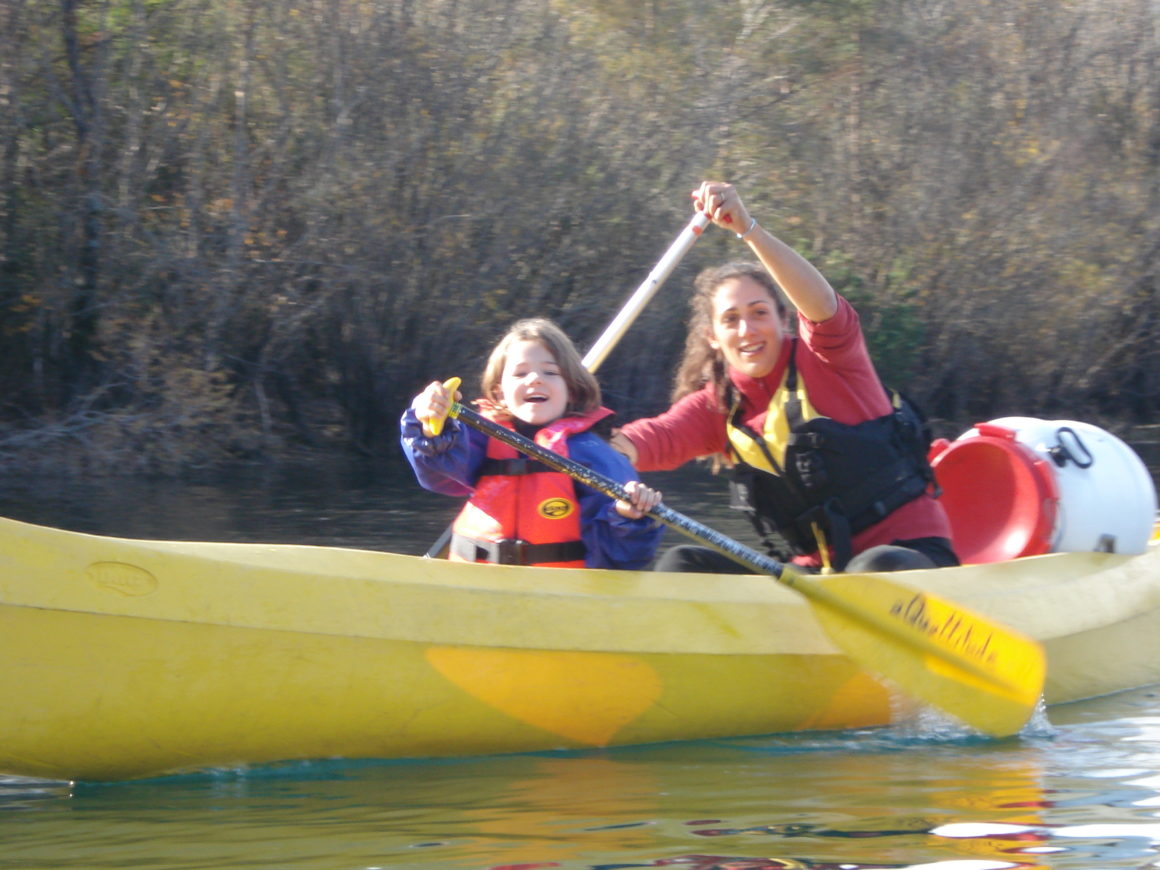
[{"xmin": 401, "ymin": 408, "xmax": 664, "ymax": 570}]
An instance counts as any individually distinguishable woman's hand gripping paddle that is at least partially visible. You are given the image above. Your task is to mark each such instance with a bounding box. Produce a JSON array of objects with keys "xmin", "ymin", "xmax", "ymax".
[{"xmin": 437, "ymin": 397, "xmax": 1047, "ymax": 738}]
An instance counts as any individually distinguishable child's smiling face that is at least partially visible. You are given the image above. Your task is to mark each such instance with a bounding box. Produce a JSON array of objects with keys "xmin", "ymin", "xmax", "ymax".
[{"xmin": 498, "ymin": 339, "xmax": 569, "ymax": 426}]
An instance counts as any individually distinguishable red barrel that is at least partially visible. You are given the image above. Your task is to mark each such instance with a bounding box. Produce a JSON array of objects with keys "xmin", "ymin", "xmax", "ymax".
[{"xmin": 929, "ymin": 423, "xmax": 1059, "ymax": 563}]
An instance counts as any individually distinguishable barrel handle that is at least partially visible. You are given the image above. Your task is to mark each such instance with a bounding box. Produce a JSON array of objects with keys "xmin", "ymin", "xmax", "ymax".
[{"xmin": 1049, "ymin": 426, "xmax": 1094, "ymax": 469}]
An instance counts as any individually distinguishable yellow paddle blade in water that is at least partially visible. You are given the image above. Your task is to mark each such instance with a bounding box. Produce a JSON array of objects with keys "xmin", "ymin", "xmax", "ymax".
[{"xmin": 787, "ymin": 568, "xmax": 1047, "ymax": 737}]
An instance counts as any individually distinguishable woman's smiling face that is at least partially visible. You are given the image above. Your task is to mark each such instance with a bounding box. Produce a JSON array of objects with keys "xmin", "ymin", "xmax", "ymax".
[
  {"xmin": 498, "ymin": 339, "xmax": 569, "ymax": 425},
  {"xmin": 708, "ymin": 275, "xmax": 787, "ymax": 379}
]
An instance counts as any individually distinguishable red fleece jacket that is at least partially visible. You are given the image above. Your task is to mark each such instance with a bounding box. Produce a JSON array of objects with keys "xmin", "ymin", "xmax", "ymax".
[{"xmin": 619, "ymin": 296, "xmax": 952, "ymax": 568}]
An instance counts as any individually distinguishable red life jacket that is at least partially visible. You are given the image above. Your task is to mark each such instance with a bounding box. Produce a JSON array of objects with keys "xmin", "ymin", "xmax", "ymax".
[{"xmin": 449, "ymin": 407, "xmax": 613, "ymax": 568}]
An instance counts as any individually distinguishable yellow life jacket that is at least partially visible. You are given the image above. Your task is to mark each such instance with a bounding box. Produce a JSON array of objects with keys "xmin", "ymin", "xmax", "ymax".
[
  {"xmin": 725, "ymin": 349, "xmax": 821, "ymax": 476},
  {"xmin": 725, "ymin": 342, "xmax": 935, "ymax": 570}
]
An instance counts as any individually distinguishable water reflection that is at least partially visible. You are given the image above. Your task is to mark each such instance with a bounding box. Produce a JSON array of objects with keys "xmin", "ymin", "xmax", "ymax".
[
  {"xmin": 0, "ymin": 689, "xmax": 1158, "ymax": 869},
  {"xmin": 0, "ymin": 447, "xmax": 1154, "ymax": 561},
  {"xmin": 0, "ymin": 457, "xmax": 463, "ymax": 550},
  {"xmin": 0, "ymin": 457, "xmax": 756, "ymax": 558}
]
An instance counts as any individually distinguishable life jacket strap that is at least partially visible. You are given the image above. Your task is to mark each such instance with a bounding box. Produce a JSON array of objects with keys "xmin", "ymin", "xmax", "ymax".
[
  {"xmin": 731, "ymin": 458, "xmax": 928, "ymax": 570},
  {"xmin": 477, "ymin": 457, "xmax": 557, "ymax": 476},
  {"xmin": 449, "ymin": 534, "xmax": 586, "ymax": 566}
]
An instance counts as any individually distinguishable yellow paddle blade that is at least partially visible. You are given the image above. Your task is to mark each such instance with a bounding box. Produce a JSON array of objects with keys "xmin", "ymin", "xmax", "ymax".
[
  {"xmin": 789, "ymin": 569, "xmax": 1046, "ymax": 737},
  {"xmin": 427, "ymin": 377, "xmax": 461, "ymax": 436}
]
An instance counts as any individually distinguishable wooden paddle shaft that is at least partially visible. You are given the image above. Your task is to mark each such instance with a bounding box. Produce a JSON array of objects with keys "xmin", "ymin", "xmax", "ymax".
[{"xmin": 581, "ymin": 212, "xmax": 710, "ymax": 371}]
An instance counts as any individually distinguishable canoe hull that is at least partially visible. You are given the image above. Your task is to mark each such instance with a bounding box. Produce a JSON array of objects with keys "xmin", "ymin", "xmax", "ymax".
[{"xmin": 2, "ymin": 516, "xmax": 1158, "ymax": 781}]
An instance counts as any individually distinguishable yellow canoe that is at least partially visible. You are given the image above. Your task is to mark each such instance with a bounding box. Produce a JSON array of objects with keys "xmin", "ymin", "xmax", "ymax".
[{"xmin": 1, "ymin": 514, "xmax": 1158, "ymax": 782}]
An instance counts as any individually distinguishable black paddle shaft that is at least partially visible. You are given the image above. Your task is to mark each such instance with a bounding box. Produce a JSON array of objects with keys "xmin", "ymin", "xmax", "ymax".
[{"xmin": 451, "ymin": 403, "xmax": 787, "ymax": 579}]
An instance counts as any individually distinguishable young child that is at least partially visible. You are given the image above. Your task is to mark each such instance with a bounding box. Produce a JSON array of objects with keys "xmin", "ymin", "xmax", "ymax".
[{"xmin": 401, "ymin": 318, "xmax": 664, "ymax": 570}]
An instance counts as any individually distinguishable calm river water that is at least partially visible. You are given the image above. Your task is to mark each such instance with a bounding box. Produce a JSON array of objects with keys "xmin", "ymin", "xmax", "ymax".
[{"xmin": 1, "ymin": 456, "xmax": 1158, "ymax": 870}]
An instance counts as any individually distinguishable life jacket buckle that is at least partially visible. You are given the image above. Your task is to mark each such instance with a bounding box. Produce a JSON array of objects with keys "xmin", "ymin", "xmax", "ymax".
[
  {"xmin": 494, "ymin": 538, "xmax": 527, "ymax": 565},
  {"xmin": 506, "ymin": 458, "xmax": 532, "ymax": 475}
]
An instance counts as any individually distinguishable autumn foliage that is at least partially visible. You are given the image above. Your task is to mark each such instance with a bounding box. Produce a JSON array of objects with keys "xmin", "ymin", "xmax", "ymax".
[{"xmin": 1, "ymin": 0, "xmax": 1156, "ymax": 471}]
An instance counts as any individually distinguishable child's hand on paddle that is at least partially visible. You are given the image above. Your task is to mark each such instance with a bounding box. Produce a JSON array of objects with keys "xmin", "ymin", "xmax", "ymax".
[
  {"xmin": 413, "ymin": 378, "xmax": 461, "ymax": 438},
  {"xmin": 615, "ymin": 480, "xmax": 662, "ymax": 520}
]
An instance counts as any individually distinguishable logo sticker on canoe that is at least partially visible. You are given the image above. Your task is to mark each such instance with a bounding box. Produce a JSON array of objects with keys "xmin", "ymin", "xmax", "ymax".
[
  {"xmin": 538, "ymin": 497, "xmax": 574, "ymax": 519},
  {"xmin": 87, "ymin": 562, "xmax": 159, "ymax": 596}
]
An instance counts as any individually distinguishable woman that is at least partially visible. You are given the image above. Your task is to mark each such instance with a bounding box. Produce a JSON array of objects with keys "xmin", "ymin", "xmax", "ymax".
[{"xmin": 611, "ymin": 181, "xmax": 957, "ymax": 573}]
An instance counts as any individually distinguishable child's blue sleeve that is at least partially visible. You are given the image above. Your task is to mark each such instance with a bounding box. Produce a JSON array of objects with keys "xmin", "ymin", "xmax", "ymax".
[
  {"xmin": 569, "ymin": 434, "xmax": 665, "ymax": 570},
  {"xmin": 399, "ymin": 407, "xmax": 484, "ymax": 498}
]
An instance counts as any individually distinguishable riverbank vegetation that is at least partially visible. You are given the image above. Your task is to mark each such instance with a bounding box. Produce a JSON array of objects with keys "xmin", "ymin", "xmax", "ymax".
[{"xmin": 1, "ymin": 0, "xmax": 1156, "ymax": 473}]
